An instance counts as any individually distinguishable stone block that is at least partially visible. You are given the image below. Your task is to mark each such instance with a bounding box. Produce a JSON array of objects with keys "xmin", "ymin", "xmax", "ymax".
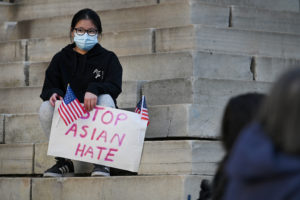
[
  {"xmin": 255, "ymin": 57, "xmax": 300, "ymax": 82},
  {"xmin": 5, "ymin": 114, "xmax": 47, "ymax": 144},
  {"xmin": 122, "ymin": 51, "xmax": 252, "ymax": 81},
  {"xmin": 27, "ymin": 37, "xmax": 69, "ymax": 62},
  {"xmin": 29, "ymin": 61, "xmax": 48, "ymax": 86},
  {"xmin": 146, "ymin": 104, "xmax": 224, "ymax": 138},
  {"xmin": 193, "ymin": 51, "xmax": 253, "ymax": 81},
  {"xmin": 156, "ymin": 25, "xmax": 300, "ymax": 59},
  {"xmin": 35, "ymin": 140, "xmax": 223, "ymax": 176},
  {"xmin": 143, "ymin": 77, "xmax": 271, "ymax": 107},
  {"xmin": 161, "ymin": 0, "xmax": 299, "ymax": 12},
  {"xmin": 9, "ymin": 0, "xmax": 157, "ymax": 21},
  {"xmin": 32, "ymin": 175, "xmax": 203, "ymax": 200},
  {"xmin": 0, "ymin": 178, "xmax": 31, "ymax": 200},
  {"xmin": 27, "ymin": 29, "xmax": 153, "ymax": 62},
  {"xmin": 0, "ymin": 40, "xmax": 26, "ymax": 63},
  {"xmin": 231, "ymin": 6, "xmax": 300, "ymax": 35},
  {"xmin": 100, "ymin": 29, "xmax": 153, "ymax": 57},
  {"xmin": 0, "ymin": 62, "xmax": 26, "ymax": 87},
  {"xmin": 139, "ymin": 140, "xmax": 224, "ymax": 175},
  {"xmin": 0, "ymin": 87, "xmax": 42, "ymax": 114},
  {"xmin": 0, "ymin": 144, "xmax": 33, "ymax": 174},
  {"xmin": 121, "ymin": 52, "xmax": 194, "ymax": 81},
  {"xmin": 0, "ymin": 2, "xmax": 228, "ymax": 41},
  {"xmin": 117, "ymin": 80, "xmax": 145, "ymax": 108},
  {"xmin": 0, "ymin": 115, "xmax": 4, "ymax": 143}
]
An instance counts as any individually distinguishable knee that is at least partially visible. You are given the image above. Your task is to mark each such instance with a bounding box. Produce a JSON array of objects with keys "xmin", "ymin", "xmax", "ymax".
[
  {"xmin": 39, "ymin": 101, "xmax": 54, "ymax": 121},
  {"xmin": 97, "ymin": 94, "xmax": 115, "ymax": 108}
]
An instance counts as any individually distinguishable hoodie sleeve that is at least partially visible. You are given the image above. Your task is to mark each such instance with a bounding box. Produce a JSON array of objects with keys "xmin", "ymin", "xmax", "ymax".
[
  {"xmin": 86, "ymin": 53, "xmax": 122, "ymax": 99},
  {"xmin": 40, "ymin": 53, "xmax": 65, "ymax": 101}
]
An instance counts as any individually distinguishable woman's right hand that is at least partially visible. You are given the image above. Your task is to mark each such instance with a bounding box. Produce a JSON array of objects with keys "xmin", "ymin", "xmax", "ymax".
[{"xmin": 49, "ymin": 93, "xmax": 63, "ymax": 107}]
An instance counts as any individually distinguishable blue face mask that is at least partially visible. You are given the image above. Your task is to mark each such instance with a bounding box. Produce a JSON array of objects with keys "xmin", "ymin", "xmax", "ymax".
[{"xmin": 74, "ymin": 33, "xmax": 98, "ymax": 51}]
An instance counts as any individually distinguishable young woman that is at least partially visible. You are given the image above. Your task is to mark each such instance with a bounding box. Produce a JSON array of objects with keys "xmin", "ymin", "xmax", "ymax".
[{"xmin": 39, "ymin": 8, "xmax": 123, "ymax": 177}]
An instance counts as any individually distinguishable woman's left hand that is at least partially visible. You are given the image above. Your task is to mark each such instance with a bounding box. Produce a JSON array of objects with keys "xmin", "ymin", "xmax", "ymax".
[{"xmin": 84, "ymin": 92, "xmax": 97, "ymax": 112}]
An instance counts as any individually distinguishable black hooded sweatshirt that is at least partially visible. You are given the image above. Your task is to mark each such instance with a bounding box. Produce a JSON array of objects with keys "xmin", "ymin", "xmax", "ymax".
[{"xmin": 40, "ymin": 43, "xmax": 122, "ymax": 105}]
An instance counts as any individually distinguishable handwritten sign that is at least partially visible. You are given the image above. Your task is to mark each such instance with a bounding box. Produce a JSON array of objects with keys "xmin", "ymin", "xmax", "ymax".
[{"xmin": 48, "ymin": 101, "xmax": 147, "ymax": 172}]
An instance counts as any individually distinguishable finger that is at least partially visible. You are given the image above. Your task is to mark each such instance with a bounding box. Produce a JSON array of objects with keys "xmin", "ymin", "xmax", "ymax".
[
  {"xmin": 59, "ymin": 96, "xmax": 63, "ymax": 100},
  {"xmin": 91, "ymin": 98, "xmax": 96, "ymax": 111},
  {"xmin": 88, "ymin": 99, "xmax": 92, "ymax": 111},
  {"xmin": 49, "ymin": 98, "xmax": 55, "ymax": 107}
]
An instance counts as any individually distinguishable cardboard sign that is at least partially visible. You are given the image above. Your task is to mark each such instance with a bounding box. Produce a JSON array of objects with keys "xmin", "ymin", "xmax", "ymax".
[{"xmin": 48, "ymin": 101, "xmax": 147, "ymax": 172}]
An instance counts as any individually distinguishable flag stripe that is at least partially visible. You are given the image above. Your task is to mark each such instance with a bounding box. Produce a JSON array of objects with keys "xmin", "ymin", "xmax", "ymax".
[
  {"xmin": 59, "ymin": 104, "xmax": 71, "ymax": 124},
  {"xmin": 62, "ymin": 102, "xmax": 74, "ymax": 122},
  {"xmin": 69, "ymin": 102, "xmax": 80, "ymax": 118},
  {"xmin": 66, "ymin": 103, "xmax": 78, "ymax": 120},
  {"xmin": 58, "ymin": 107, "xmax": 68, "ymax": 125},
  {"xmin": 73, "ymin": 100, "xmax": 83, "ymax": 116},
  {"xmin": 76, "ymin": 99, "xmax": 86, "ymax": 114}
]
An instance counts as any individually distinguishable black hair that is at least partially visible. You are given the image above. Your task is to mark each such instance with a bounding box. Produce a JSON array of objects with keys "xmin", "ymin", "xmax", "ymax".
[
  {"xmin": 258, "ymin": 67, "xmax": 300, "ymax": 155},
  {"xmin": 70, "ymin": 8, "xmax": 102, "ymax": 40},
  {"xmin": 211, "ymin": 93, "xmax": 265, "ymax": 200},
  {"xmin": 221, "ymin": 93, "xmax": 265, "ymax": 153}
]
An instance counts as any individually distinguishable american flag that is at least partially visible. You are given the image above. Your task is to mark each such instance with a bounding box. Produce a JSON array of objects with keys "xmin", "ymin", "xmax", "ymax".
[
  {"xmin": 135, "ymin": 95, "xmax": 149, "ymax": 126},
  {"xmin": 58, "ymin": 85, "xmax": 86, "ymax": 126}
]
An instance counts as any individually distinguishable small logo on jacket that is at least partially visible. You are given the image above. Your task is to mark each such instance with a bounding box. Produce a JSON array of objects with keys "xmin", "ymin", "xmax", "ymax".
[{"xmin": 93, "ymin": 69, "xmax": 104, "ymax": 80}]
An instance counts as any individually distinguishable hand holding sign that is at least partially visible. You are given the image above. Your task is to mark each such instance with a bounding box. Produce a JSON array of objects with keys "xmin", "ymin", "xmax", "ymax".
[{"xmin": 48, "ymin": 101, "xmax": 147, "ymax": 172}]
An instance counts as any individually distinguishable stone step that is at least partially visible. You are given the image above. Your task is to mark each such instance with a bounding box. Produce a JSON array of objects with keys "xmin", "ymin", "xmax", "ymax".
[
  {"xmin": 143, "ymin": 77, "xmax": 271, "ymax": 107},
  {"xmin": 0, "ymin": 2, "xmax": 229, "ymax": 41},
  {"xmin": 3, "ymin": 52, "xmax": 300, "ymax": 88},
  {"xmin": 1, "ymin": 103, "xmax": 224, "ymax": 144},
  {"xmin": 0, "ymin": 51, "xmax": 255, "ymax": 88},
  {"xmin": 0, "ymin": 39, "xmax": 26, "ymax": 63},
  {"xmin": 155, "ymin": 25, "xmax": 300, "ymax": 60},
  {"xmin": 0, "ymin": 0, "xmax": 157, "ymax": 22},
  {"xmin": 0, "ymin": 81, "xmax": 142, "ymax": 113},
  {"xmin": 0, "ymin": 140, "xmax": 223, "ymax": 175},
  {"xmin": 3, "ymin": 25, "xmax": 300, "ymax": 64},
  {"xmin": 27, "ymin": 28, "xmax": 153, "ymax": 62},
  {"xmin": 231, "ymin": 6, "xmax": 300, "ymax": 35},
  {"xmin": 0, "ymin": 175, "xmax": 205, "ymax": 200},
  {"xmin": 161, "ymin": 0, "xmax": 300, "ymax": 12}
]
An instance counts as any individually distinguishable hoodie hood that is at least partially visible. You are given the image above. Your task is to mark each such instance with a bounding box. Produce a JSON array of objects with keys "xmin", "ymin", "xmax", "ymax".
[{"xmin": 224, "ymin": 123, "xmax": 300, "ymax": 200}]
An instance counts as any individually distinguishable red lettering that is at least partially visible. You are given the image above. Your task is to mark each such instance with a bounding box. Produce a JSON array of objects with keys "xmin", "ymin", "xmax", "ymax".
[
  {"xmin": 75, "ymin": 143, "xmax": 86, "ymax": 157},
  {"xmin": 110, "ymin": 133, "xmax": 126, "ymax": 146},
  {"xmin": 96, "ymin": 130, "xmax": 107, "ymax": 142},
  {"xmin": 84, "ymin": 146, "xmax": 94, "ymax": 158},
  {"xmin": 65, "ymin": 123, "xmax": 77, "ymax": 137},
  {"xmin": 96, "ymin": 146, "xmax": 107, "ymax": 160},
  {"xmin": 80, "ymin": 111, "xmax": 90, "ymax": 119},
  {"xmin": 105, "ymin": 148, "xmax": 118, "ymax": 162},
  {"xmin": 91, "ymin": 128, "xmax": 97, "ymax": 140},
  {"xmin": 92, "ymin": 107, "xmax": 105, "ymax": 121},
  {"xmin": 114, "ymin": 113, "xmax": 128, "ymax": 126},
  {"xmin": 101, "ymin": 111, "xmax": 113, "ymax": 125},
  {"xmin": 80, "ymin": 125, "xmax": 89, "ymax": 138}
]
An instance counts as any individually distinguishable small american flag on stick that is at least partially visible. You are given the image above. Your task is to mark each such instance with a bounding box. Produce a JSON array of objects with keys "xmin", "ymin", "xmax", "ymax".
[
  {"xmin": 58, "ymin": 85, "xmax": 87, "ymax": 126},
  {"xmin": 135, "ymin": 95, "xmax": 149, "ymax": 126}
]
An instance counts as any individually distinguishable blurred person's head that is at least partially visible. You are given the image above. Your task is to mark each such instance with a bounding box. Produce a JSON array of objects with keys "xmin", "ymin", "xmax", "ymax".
[
  {"xmin": 221, "ymin": 93, "xmax": 265, "ymax": 153},
  {"xmin": 258, "ymin": 68, "xmax": 300, "ymax": 155}
]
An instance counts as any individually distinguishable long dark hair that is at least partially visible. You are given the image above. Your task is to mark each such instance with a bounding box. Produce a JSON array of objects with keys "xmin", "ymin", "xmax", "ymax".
[
  {"xmin": 212, "ymin": 93, "xmax": 265, "ymax": 200},
  {"xmin": 258, "ymin": 68, "xmax": 300, "ymax": 155},
  {"xmin": 70, "ymin": 8, "xmax": 102, "ymax": 40}
]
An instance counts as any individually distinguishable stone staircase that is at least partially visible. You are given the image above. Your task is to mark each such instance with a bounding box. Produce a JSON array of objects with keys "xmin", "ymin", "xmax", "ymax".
[{"xmin": 0, "ymin": 0, "xmax": 299, "ymax": 199}]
